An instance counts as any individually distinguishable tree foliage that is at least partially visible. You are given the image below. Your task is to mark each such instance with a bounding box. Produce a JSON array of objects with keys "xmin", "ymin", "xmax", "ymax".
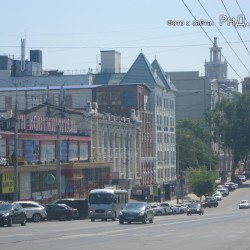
[
  {"xmin": 186, "ymin": 166, "xmax": 216, "ymax": 199},
  {"xmin": 176, "ymin": 119, "xmax": 218, "ymax": 171},
  {"xmin": 211, "ymin": 93, "xmax": 250, "ymax": 177}
]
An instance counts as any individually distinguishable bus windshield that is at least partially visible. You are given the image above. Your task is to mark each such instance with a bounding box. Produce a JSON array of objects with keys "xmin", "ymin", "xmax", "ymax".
[{"xmin": 89, "ymin": 193, "xmax": 114, "ymax": 205}]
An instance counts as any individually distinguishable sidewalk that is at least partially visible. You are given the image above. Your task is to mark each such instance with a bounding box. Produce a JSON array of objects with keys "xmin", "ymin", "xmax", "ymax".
[{"xmin": 167, "ymin": 193, "xmax": 200, "ymax": 205}]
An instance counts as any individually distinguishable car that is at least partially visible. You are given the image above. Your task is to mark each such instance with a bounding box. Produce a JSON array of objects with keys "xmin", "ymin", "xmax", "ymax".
[
  {"xmin": 224, "ymin": 182, "xmax": 238, "ymax": 190},
  {"xmin": 216, "ymin": 187, "xmax": 229, "ymax": 197},
  {"xmin": 213, "ymin": 191, "xmax": 223, "ymax": 201},
  {"xmin": 44, "ymin": 204, "xmax": 79, "ymax": 221},
  {"xmin": 171, "ymin": 204, "xmax": 188, "ymax": 214},
  {"xmin": 119, "ymin": 202, "xmax": 154, "ymax": 224},
  {"xmin": 159, "ymin": 202, "xmax": 173, "ymax": 215},
  {"xmin": 16, "ymin": 201, "xmax": 47, "ymax": 222},
  {"xmin": 187, "ymin": 202, "xmax": 204, "ymax": 216},
  {"xmin": 232, "ymin": 177, "xmax": 243, "ymax": 187},
  {"xmin": 150, "ymin": 203, "xmax": 166, "ymax": 216},
  {"xmin": 236, "ymin": 174, "xmax": 246, "ymax": 182},
  {"xmin": 242, "ymin": 170, "xmax": 250, "ymax": 180},
  {"xmin": 239, "ymin": 200, "xmax": 250, "ymax": 209},
  {"xmin": 202, "ymin": 196, "xmax": 218, "ymax": 208},
  {"xmin": 52, "ymin": 198, "xmax": 89, "ymax": 219},
  {"xmin": 0, "ymin": 202, "xmax": 27, "ymax": 227}
]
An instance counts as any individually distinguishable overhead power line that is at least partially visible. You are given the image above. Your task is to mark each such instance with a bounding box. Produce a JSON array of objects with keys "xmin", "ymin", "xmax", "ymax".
[
  {"xmin": 181, "ymin": 0, "xmax": 243, "ymax": 81},
  {"xmin": 198, "ymin": 0, "xmax": 249, "ymax": 73},
  {"xmin": 221, "ymin": 0, "xmax": 250, "ymax": 57}
]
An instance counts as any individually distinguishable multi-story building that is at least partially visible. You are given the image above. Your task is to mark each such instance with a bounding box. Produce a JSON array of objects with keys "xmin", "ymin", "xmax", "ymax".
[
  {"xmin": 0, "ymin": 48, "xmax": 177, "ymax": 195},
  {"xmin": 0, "ymin": 86, "xmax": 141, "ymax": 201},
  {"xmin": 242, "ymin": 77, "xmax": 250, "ymax": 93}
]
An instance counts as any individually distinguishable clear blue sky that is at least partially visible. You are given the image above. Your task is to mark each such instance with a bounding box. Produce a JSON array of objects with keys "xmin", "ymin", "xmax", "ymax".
[{"xmin": 1, "ymin": 0, "xmax": 249, "ymax": 83}]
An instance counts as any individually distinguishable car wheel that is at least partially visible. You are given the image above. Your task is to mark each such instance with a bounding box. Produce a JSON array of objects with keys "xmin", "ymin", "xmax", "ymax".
[
  {"xmin": 21, "ymin": 216, "xmax": 27, "ymax": 226},
  {"xmin": 156, "ymin": 211, "xmax": 162, "ymax": 216},
  {"xmin": 8, "ymin": 217, "xmax": 13, "ymax": 227},
  {"xmin": 119, "ymin": 219, "xmax": 124, "ymax": 224},
  {"xmin": 91, "ymin": 218, "xmax": 95, "ymax": 222},
  {"xmin": 67, "ymin": 214, "xmax": 73, "ymax": 221},
  {"xmin": 59, "ymin": 214, "xmax": 67, "ymax": 221},
  {"xmin": 32, "ymin": 213, "xmax": 42, "ymax": 222}
]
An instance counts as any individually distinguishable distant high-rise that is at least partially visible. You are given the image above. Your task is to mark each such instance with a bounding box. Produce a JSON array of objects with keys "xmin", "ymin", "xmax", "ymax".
[{"xmin": 205, "ymin": 37, "xmax": 227, "ymax": 81}]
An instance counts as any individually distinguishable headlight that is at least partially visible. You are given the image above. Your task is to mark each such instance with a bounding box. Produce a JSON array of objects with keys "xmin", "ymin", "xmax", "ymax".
[
  {"xmin": 89, "ymin": 210, "xmax": 93, "ymax": 214},
  {"xmin": 139, "ymin": 211, "xmax": 145, "ymax": 216},
  {"xmin": 119, "ymin": 211, "xmax": 123, "ymax": 215},
  {"xmin": 2, "ymin": 213, "xmax": 10, "ymax": 217},
  {"xmin": 107, "ymin": 210, "xmax": 112, "ymax": 214}
]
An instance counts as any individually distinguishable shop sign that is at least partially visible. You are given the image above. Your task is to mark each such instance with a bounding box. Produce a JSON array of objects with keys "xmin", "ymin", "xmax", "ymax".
[{"xmin": 2, "ymin": 173, "xmax": 14, "ymax": 194}]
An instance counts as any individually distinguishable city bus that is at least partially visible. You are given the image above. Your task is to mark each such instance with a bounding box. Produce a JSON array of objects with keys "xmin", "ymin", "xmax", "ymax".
[{"xmin": 88, "ymin": 188, "xmax": 128, "ymax": 221}]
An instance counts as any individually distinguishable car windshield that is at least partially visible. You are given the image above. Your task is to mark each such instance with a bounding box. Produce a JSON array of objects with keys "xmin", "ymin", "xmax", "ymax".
[
  {"xmin": 89, "ymin": 193, "xmax": 114, "ymax": 204},
  {"xmin": 188, "ymin": 203, "xmax": 199, "ymax": 208},
  {"xmin": 125, "ymin": 203, "xmax": 145, "ymax": 210},
  {"xmin": 0, "ymin": 204, "xmax": 12, "ymax": 211}
]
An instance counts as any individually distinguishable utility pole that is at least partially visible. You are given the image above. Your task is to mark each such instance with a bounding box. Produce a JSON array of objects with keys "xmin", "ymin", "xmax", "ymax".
[
  {"xmin": 13, "ymin": 98, "xmax": 19, "ymax": 201},
  {"xmin": 56, "ymin": 124, "xmax": 61, "ymax": 199}
]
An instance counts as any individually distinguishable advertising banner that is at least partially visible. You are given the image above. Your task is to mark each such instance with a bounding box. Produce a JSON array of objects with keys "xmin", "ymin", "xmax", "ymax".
[{"xmin": 2, "ymin": 173, "xmax": 14, "ymax": 194}]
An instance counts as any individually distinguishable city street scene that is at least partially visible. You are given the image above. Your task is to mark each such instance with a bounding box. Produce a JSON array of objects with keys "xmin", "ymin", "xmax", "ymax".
[{"xmin": 0, "ymin": 1, "xmax": 250, "ymax": 250}]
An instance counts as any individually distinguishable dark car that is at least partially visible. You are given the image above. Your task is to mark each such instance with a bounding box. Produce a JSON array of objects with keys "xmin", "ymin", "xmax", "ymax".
[
  {"xmin": 202, "ymin": 197, "xmax": 218, "ymax": 208},
  {"xmin": 0, "ymin": 202, "xmax": 27, "ymax": 227},
  {"xmin": 242, "ymin": 170, "xmax": 250, "ymax": 180},
  {"xmin": 119, "ymin": 202, "xmax": 154, "ymax": 224},
  {"xmin": 44, "ymin": 204, "xmax": 79, "ymax": 221},
  {"xmin": 52, "ymin": 198, "xmax": 88, "ymax": 219},
  {"xmin": 187, "ymin": 202, "xmax": 204, "ymax": 215}
]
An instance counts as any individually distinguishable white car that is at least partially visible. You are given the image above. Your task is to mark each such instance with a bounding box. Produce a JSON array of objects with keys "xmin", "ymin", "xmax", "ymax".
[
  {"xmin": 16, "ymin": 201, "xmax": 47, "ymax": 222},
  {"xmin": 216, "ymin": 187, "xmax": 229, "ymax": 197},
  {"xmin": 236, "ymin": 175, "xmax": 246, "ymax": 182},
  {"xmin": 239, "ymin": 200, "xmax": 250, "ymax": 209},
  {"xmin": 213, "ymin": 192, "xmax": 223, "ymax": 201},
  {"xmin": 150, "ymin": 203, "xmax": 166, "ymax": 216},
  {"xmin": 171, "ymin": 204, "xmax": 188, "ymax": 214},
  {"xmin": 160, "ymin": 202, "xmax": 173, "ymax": 215}
]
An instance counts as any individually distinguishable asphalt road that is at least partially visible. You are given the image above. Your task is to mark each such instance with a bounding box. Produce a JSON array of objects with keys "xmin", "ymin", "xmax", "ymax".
[{"xmin": 1, "ymin": 182, "xmax": 250, "ymax": 250}]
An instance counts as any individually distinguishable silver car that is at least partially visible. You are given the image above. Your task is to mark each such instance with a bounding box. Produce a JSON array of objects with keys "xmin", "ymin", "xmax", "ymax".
[
  {"xmin": 16, "ymin": 201, "xmax": 47, "ymax": 222},
  {"xmin": 239, "ymin": 200, "xmax": 250, "ymax": 209}
]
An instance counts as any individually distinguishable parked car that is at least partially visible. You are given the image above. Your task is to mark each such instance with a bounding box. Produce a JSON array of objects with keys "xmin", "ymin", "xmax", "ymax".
[
  {"xmin": 216, "ymin": 187, "xmax": 229, "ymax": 197},
  {"xmin": 242, "ymin": 170, "xmax": 250, "ymax": 180},
  {"xmin": 159, "ymin": 202, "xmax": 173, "ymax": 215},
  {"xmin": 224, "ymin": 182, "xmax": 238, "ymax": 190},
  {"xmin": 232, "ymin": 177, "xmax": 243, "ymax": 187},
  {"xmin": 119, "ymin": 202, "xmax": 154, "ymax": 224},
  {"xmin": 150, "ymin": 203, "xmax": 166, "ymax": 216},
  {"xmin": 239, "ymin": 200, "xmax": 250, "ymax": 209},
  {"xmin": 187, "ymin": 202, "xmax": 204, "ymax": 216},
  {"xmin": 213, "ymin": 191, "xmax": 223, "ymax": 201},
  {"xmin": 202, "ymin": 196, "xmax": 218, "ymax": 208},
  {"xmin": 16, "ymin": 201, "xmax": 47, "ymax": 222},
  {"xmin": 171, "ymin": 204, "xmax": 188, "ymax": 214},
  {"xmin": 44, "ymin": 204, "xmax": 79, "ymax": 221},
  {"xmin": 52, "ymin": 198, "xmax": 88, "ymax": 219},
  {"xmin": 236, "ymin": 174, "xmax": 246, "ymax": 182},
  {"xmin": 0, "ymin": 202, "xmax": 27, "ymax": 227}
]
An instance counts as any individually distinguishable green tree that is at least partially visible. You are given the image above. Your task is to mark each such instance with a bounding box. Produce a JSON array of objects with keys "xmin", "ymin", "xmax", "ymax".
[
  {"xmin": 211, "ymin": 93, "xmax": 250, "ymax": 178},
  {"xmin": 186, "ymin": 166, "xmax": 216, "ymax": 200},
  {"xmin": 176, "ymin": 119, "xmax": 218, "ymax": 171}
]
